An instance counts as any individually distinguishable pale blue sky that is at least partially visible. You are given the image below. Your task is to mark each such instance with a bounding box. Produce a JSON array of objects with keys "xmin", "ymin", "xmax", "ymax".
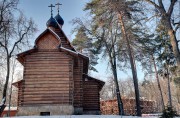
[{"xmin": 18, "ymin": 0, "xmax": 145, "ymax": 81}]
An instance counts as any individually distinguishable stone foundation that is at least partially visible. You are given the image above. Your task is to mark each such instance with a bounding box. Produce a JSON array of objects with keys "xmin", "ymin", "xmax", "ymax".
[
  {"xmin": 17, "ymin": 105, "xmax": 74, "ymax": 116},
  {"xmin": 83, "ymin": 110, "xmax": 101, "ymax": 115},
  {"xmin": 74, "ymin": 107, "xmax": 83, "ymax": 115}
]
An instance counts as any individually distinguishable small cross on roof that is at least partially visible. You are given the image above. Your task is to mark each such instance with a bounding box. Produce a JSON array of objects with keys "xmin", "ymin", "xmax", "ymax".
[
  {"xmin": 56, "ymin": 2, "xmax": 62, "ymax": 14},
  {"xmin": 48, "ymin": 4, "xmax": 55, "ymax": 16}
]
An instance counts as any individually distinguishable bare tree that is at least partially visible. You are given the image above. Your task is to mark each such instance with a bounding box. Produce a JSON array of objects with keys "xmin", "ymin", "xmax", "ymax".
[{"xmin": 0, "ymin": 0, "xmax": 37, "ymax": 114}]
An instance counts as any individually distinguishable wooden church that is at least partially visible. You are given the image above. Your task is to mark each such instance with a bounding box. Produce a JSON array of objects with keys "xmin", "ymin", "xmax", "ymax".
[{"xmin": 13, "ymin": 4, "xmax": 104, "ymax": 116}]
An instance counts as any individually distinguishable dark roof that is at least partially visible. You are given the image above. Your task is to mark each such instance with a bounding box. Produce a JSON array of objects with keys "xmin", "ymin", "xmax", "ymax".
[
  {"xmin": 83, "ymin": 74, "xmax": 105, "ymax": 90},
  {"xmin": 12, "ymin": 79, "xmax": 23, "ymax": 88},
  {"xmin": 46, "ymin": 16, "xmax": 58, "ymax": 28},
  {"xmin": 54, "ymin": 14, "xmax": 64, "ymax": 26}
]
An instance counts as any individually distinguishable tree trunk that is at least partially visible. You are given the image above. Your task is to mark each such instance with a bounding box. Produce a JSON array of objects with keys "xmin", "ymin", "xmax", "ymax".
[
  {"xmin": 118, "ymin": 13, "xmax": 141, "ymax": 116},
  {"xmin": 108, "ymin": 46, "xmax": 124, "ymax": 115},
  {"xmin": 167, "ymin": 67, "xmax": 172, "ymax": 107},
  {"xmin": 176, "ymin": 87, "xmax": 180, "ymax": 104},
  {"xmin": 152, "ymin": 55, "xmax": 165, "ymax": 110},
  {"xmin": 144, "ymin": 0, "xmax": 180, "ymax": 67},
  {"xmin": 0, "ymin": 56, "xmax": 10, "ymax": 115},
  {"xmin": 112, "ymin": 64, "xmax": 125, "ymax": 115},
  {"xmin": 8, "ymin": 59, "xmax": 16, "ymax": 117},
  {"xmin": 166, "ymin": 23, "xmax": 180, "ymax": 66}
]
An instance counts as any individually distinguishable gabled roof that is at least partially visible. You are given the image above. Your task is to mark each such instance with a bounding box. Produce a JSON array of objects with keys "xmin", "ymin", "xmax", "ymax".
[
  {"xmin": 83, "ymin": 74, "xmax": 105, "ymax": 91},
  {"xmin": 56, "ymin": 23, "xmax": 76, "ymax": 52},
  {"xmin": 16, "ymin": 46, "xmax": 89, "ymax": 73},
  {"xmin": 34, "ymin": 28, "xmax": 61, "ymax": 46},
  {"xmin": 12, "ymin": 79, "xmax": 23, "ymax": 88},
  {"xmin": 17, "ymin": 48, "xmax": 37, "ymax": 65},
  {"xmin": 16, "ymin": 22, "xmax": 90, "ymax": 73},
  {"xmin": 60, "ymin": 47, "xmax": 89, "ymax": 73}
]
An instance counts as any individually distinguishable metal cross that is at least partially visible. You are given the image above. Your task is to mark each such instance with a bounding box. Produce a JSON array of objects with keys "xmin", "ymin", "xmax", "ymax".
[
  {"xmin": 48, "ymin": 4, "xmax": 55, "ymax": 16},
  {"xmin": 55, "ymin": 2, "xmax": 62, "ymax": 14}
]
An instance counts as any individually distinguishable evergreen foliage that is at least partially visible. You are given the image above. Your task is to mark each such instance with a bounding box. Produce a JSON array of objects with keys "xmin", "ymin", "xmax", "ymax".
[{"xmin": 160, "ymin": 106, "xmax": 178, "ymax": 118}]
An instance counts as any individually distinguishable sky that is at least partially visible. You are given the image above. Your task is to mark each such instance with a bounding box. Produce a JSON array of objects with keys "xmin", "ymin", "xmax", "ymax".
[{"xmin": 18, "ymin": 0, "xmax": 145, "ymax": 81}]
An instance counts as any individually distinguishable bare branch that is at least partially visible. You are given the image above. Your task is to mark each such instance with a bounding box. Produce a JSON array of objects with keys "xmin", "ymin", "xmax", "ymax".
[
  {"xmin": 175, "ymin": 21, "xmax": 180, "ymax": 32},
  {"xmin": 9, "ymin": 24, "xmax": 31, "ymax": 57},
  {"xmin": 144, "ymin": 0, "xmax": 166, "ymax": 14},
  {"xmin": 0, "ymin": 42, "xmax": 5, "ymax": 48},
  {"xmin": 144, "ymin": 0, "xmax": 160, "ymax": 10},
  {"xmin": 158, "ymin": 0, "xmax": 166, "ymax": 12},
  {"xmin": 168, "ymin": 0, "xmax": 177, "ymax": 16}
]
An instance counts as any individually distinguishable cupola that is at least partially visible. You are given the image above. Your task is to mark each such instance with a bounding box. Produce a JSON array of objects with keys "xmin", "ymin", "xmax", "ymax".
[
  {"xmin": 46, "ymin": 16, "xmax": 58, "ymax": 28},
  {"xmin": 54, "ymin": 2, "xmax": 64, "ymax": 27},
  {"xmin": 46, "ymin": 4, "xmax": 58, "ymax": 29},
  {"xmin": 54, "ymin": 14, "xmax": 64, "ymax": 27}
]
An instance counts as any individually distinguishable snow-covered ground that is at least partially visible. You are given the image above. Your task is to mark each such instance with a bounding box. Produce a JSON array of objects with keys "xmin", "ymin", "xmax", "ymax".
[
  {"xmin": 5, "ymin": 115, "xmax": 180, "ymax": 118},
  {"xmin": 4, "ymin": 115, "xmax": 160, "ymax": 118}
]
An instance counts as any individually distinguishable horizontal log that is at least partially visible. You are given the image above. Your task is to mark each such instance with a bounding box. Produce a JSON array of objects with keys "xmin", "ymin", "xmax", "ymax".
[
  {"xmin": 24, "ymin": 71, "xmax": 72, "ymax": 75},
  {"xmin": 22, "ymin": 85, "xmax": 70, "ymax": 90},
  {"xmin": 21, "ymin": 91, "xmax": 70, "ymax": 95},
  {"xmin": 30, "ymin": 52, "xmax": 72, "ymax": 56},
  {"xmin": 19, "ymin": 101, "xmax": 71, "ymax": 104},
  {"xmin": 24, "ymin": 75, "xmax": 72, "ymax": 79},
  {"xmin": 23, "ymin": 97, "xmax": 71, "ymax": 101},
  {"xmin": 25, "ymin": 66, "xmax": 71, "ymax": 70},
  {"xmin": 25, "ymin": 57, "xmax": 71, "ymax": 61},
  {"xmin": 24, "ymin": 81, "xmax": 71, "ymax": 84},
  {"xmin": 22, "ymin": 84, "xmax": 70, "ymax": 88},
  {"xmin": 20, "ymin": 102, "xmax": 72, "ymax": 106},
  {"xmin": 25, "ymin": 63, "xmax": 72, "ymax": 67},
  {"xmin": 26, "ymin": 59, "xmax": 71, "ymax": 63},
  {"xmin": 24, "ymin": 74, "xmax": 72, "ymax": 78},
  {"xmin": 24, "ymin": 78, "xmax": 71, "ymax": 81},
  {"xmin": 25, "ymin": 61, "xmax": 72, "ymax": 64},
  {"xmin": 22, "ymin": 90, "xmax": 70, "ymax": 94},
  {"xmin": 26, "ymin": 55, "xmax": 68, "ymax": 58},
  {"xmin": 22, "ymin": 94, "xmax": 70, "ymax": 98}
]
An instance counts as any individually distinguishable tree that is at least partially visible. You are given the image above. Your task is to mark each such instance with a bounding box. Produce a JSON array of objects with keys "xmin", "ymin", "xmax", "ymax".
[
  {"xmin": 72, "ymin": 26, "xmax": 98, "ymax": 72},
  {"xmin": 140, "ymin": 23, "xmax": 178, "ymax": 110},
  {"xmin": 72, "ymin": 8, "xmax": 125, "ymax": 115},
  {"xmin": 107, "ymin": 0, "xmax": 143, "ymax": 116},
  {"xmin": 144, "ymin": 0, "xmax": 180, "ymax": 66},
  {"xmin": 138, "ymin": 32, "xmax": 166, "ymax": 110},
  {"xmin": 0, "ymin": 0, "xmax": 37, "ymax": 114},
  {"xmin": 75, "ymin": 0, "xmax": 148, "ymax": 115}
]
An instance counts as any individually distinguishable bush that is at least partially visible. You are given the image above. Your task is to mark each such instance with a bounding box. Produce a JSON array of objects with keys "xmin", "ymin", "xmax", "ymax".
[{"xmin": 160, "ymin": 106, "xmax": 178, "ymax": 118}]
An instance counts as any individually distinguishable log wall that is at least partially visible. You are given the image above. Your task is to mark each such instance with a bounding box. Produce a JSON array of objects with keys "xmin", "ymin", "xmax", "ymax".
[
  {"xmin": 19, "ymin": 50, "xmax": 74, "ymax": 106},
  {"xmin": 73, "ymin": 58, "xmax": 83, "ymax": 108},
  {"xmin": 83, "ymin": 80, "xmax": 100, "ymax": 111}
]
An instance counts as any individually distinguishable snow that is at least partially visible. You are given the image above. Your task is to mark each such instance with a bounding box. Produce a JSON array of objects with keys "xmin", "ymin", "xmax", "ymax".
[
  {"xmin": 4, "ymin": 115, "xmax": 162, "ymax": 118},
  {"xmin": 60, "ymin": 47, "xmax": 78, "ymax": 55},
  {"xmin": 0, "ymin": 97, "xmax": 5, "ymax": 106},
  {"xmin": 4, "ymin": 106, "xmax": 17, "ymax": 111},
  {"xmin": 4, "ymin": 115, "xmax": 180, "ymax": 118}
]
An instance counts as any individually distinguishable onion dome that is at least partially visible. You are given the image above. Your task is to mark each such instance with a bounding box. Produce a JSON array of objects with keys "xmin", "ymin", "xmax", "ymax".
[
  {"xmin": 46, "ymin": 16, "xmax": 58, "ymax": 28},
  {"xmin": 54, "ymin": 14, "xmax": 64, "ymax": 26}
]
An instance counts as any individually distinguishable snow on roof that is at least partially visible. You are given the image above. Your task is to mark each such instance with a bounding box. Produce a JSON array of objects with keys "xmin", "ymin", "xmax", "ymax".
[{"xmin": 60, "ymin": 47, "xmax": 78, "ymax": 55}]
